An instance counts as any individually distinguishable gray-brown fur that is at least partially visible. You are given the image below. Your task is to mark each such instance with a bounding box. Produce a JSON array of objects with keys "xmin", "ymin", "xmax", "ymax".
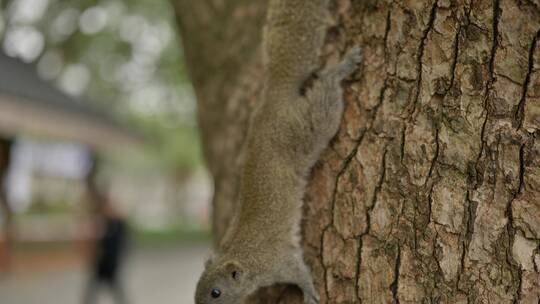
[{"xmin": 195, "ymin": 0, "xmax": 361, "ymax": 303}]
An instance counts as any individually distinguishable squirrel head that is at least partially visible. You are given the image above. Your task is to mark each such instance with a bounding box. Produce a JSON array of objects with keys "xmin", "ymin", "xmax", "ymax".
[{"xmin": 195, "ymin": 258, "xmax": 252, "ymax": 304}]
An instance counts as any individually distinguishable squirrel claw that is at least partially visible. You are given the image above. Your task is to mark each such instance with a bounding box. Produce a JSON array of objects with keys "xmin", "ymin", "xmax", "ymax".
[
  {"xmin": 304, "ymin": 291, "xmax": 320, "ymax": 304},
  {"xmin": 305, "ymin": 295, "xmax": 320, "ymax": 304},
  {"xmin": 328, "ymin": 46, "xmax": 362, "ymax": 79},
  {"xmin": 345, "ymin": 46, "xmax": 363, "ymax": 65}
]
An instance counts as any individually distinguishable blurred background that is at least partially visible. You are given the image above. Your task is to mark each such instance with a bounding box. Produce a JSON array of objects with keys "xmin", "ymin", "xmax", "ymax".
[{"xmin": 0, "ymin": 0, "xmax": 212, "ymax": 303}]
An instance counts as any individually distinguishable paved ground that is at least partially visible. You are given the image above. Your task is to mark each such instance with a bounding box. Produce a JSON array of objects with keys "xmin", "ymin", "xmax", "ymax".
[{"xmin": 0, "ymin": 244, "xmax": 210, "ymax": 304}]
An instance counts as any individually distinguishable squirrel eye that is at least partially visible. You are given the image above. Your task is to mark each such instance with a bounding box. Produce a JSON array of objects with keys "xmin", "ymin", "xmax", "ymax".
[
  {"xmin": 231, "ymin": 271, "xmax": 237, "ymax": 279},
  {"xmin": 211, "ymin": 289, "xmax": 221, "ymax": 298}
]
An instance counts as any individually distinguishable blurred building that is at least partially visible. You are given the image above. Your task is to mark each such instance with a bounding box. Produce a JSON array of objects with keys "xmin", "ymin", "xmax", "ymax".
[
  {"xmin": 0, "ymin": 51, "xmax": 132, "ymax": 244},
  {"xmin": 0, "ymin": 52, "xmax": 211, "ymax": 244},
  {"xmin": 0, "ymin": 51, "xmax": 141, "ymax": 147}
]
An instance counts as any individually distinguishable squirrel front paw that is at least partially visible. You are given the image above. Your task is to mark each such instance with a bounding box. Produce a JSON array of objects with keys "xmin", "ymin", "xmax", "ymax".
[
  {"xmin": 330, "ymin": 46, "xmax": 362, "ymax": 80},
  {"xmin": 302, "ymin": 45, "xmax": 362, "ymax": 151},
  {"xmin": 304, "ymin": 292, "xmax": 320, "ymax": 304},
  {"xmin": 299, "ymin": 280, "xmax": 320, "ymax": 304}
]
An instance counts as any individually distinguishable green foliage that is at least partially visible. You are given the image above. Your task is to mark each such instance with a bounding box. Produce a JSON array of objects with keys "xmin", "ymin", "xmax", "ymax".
[
  {"xmin": 25, "ymin": 198, "xmax": 73, "ymax": 215},
  {"xmin": 130, "ymin": 114, "xmax": 203, "ymax": 170},
  {"xmin": 0, "ymin": 0, "xmax": 201, "ymax": 169}
]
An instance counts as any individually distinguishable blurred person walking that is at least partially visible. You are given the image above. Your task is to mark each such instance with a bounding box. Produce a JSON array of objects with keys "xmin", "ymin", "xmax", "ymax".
[
  {"xmin": 0, "ymin": 138, "xmax": 14, "ymax": 275},
  {"xmin": 83, "ymin": 156, "xmax": 130, "ymax": 304}
]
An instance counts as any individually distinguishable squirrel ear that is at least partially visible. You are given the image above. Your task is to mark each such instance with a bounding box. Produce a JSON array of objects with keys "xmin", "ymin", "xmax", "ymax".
[
  {"xmin": 204, "ymin": 254, "xmax": 215, "ymax": 269},
  {"xmin": 223, "ymin": 261, "xmax": 244, "ymax": 281}
]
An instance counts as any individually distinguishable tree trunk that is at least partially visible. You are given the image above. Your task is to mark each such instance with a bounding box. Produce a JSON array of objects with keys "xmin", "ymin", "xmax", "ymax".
[
  {"xmin": 174, "ymin": 0, "xmax": 540, "ymax": 303},
  {"xmin": 173, "ymin": 0, "xmax": 268, "ymax": 244}
]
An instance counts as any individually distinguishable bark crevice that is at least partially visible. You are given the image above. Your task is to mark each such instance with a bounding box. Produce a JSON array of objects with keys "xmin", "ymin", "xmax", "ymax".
[
  {"xmin": 515, "ymin": 29, "xmax": 540, "ymax": 129},
  {"xmin": 390, "ymin": 244, "xmax": 401, "ymax": 303},
  {"xmin": 408, "ymin": 0, "xmax": 439, "ymax": 119}
]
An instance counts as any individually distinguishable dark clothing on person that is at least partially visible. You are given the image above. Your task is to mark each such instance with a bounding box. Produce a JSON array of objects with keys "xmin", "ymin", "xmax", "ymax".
[
  {"xmin": 95, "ymin": 218, "xmax": 127, "ymax": 280},
  {"xmin": 84, "ymin": 217, "xmax": 129, "ymax": 304}
]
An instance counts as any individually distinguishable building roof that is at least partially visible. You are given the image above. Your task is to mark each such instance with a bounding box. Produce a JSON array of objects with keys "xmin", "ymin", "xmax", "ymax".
[{"xmin": 0, "ymin": 52, "xmax": 143, "ymax": 148}]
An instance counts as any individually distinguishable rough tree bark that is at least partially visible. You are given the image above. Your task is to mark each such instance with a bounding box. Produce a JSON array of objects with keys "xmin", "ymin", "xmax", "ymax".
[{"xmin": 174, "ymin": 0, "xmax": 540, "ymax": 303}]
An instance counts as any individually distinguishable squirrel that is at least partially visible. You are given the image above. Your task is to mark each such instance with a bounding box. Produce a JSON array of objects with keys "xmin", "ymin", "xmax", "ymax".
[{"xmin": 195, "ymin": 0, "xmax": 361, "ymax": 303}]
